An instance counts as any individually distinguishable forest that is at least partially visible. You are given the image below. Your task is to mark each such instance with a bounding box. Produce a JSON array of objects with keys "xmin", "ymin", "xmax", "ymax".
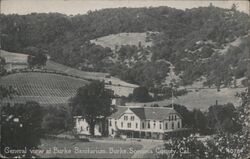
[{"xmin": 1, "ymin": 5, "xmax": 249, "ymax": 89}]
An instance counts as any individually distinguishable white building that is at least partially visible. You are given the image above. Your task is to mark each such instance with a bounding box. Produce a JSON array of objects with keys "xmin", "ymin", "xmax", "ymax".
[
  {"xmin": 74, "ymin": 106, "xmax": 189, "ymax": 139},
  {"xmin": 107, "ymin": 106, "xmax": 187, "ymax": 139},
  {"xmin": 74, "ymin": 116, "xmax": 103, "ymax": 136}
]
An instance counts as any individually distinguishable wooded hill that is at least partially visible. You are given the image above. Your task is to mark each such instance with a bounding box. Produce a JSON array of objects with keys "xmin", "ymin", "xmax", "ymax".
[{"xmin": 1, "ymin": 5, "xmax": 249, "ymax": 90}]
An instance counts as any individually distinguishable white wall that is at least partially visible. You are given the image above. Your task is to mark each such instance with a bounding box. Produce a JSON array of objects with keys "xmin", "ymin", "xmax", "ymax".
[
  {"xmin": 108, "ymin": 111, "xmax": 183, "ymax": 135},
  {"xmin": 75, "ymin": 117, "xmax": 102, "ymax": 136}
]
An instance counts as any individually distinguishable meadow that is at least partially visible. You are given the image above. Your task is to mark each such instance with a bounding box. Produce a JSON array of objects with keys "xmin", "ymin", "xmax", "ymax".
[
  {"xmin": 127, "ymin": 87, "xmax": 245, "ymax": 111},
  {"xmin": 37, "ymin": 138, "xmax": 143, "ymax": 158},
  {"xmin": 90, "ymin": 32, "xmax": 153, "ymax": 51}
]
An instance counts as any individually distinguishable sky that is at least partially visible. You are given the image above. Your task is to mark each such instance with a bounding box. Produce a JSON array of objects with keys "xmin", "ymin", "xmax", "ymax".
[{"xmin": 1, "ymin": 0, "xmax": 249, "ymax": 15}]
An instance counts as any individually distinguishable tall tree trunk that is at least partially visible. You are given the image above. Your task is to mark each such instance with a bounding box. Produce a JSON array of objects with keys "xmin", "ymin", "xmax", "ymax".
[{"xmin": 89, "ymin": 119, "xmax": 96, "ymax": 136}]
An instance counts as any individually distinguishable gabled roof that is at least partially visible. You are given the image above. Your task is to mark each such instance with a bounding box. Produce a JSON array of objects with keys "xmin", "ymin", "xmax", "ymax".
[
  {"xmin": 108, "ymin": 106, "xmax": 128, "ymax": 119},
  {"xmin": 108, "ymin": 106, "xmax": 182, "ymax": 121}
]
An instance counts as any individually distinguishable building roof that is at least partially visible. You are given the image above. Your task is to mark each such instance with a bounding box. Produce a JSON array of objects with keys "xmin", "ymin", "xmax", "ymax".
[
  {"xmin": 109, "ymin": 106, "xmax": 128, "ymax": 119},
  {"xmin": 109, "ymin": 106, "xmax": 182, "ymax": 121}
]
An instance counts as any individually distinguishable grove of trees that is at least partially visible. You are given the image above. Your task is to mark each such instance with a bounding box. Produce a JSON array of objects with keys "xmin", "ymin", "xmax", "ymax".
[
  {"xmin": 1, "ymin": 101, "xmax": 44, "ymax": 158},
  {"xmin": 70, "ymin": 80, "xmax": 113, "ymax": 136},
  {"xmin": 1, "ymin": 5, "xmax": 249, "ymax": 90}
]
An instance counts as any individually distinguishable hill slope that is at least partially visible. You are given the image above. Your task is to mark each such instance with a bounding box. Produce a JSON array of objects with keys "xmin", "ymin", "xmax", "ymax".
[
  {"xmin": 0, "ymin": 50, "xmax": 138, "ymax": 96},
  {"xmin": 1, "ymin": 6, "xmax": 249, "ymax": 90},
  {"xmin": 0, "ymin": 72, "xmax": 88, "ymax": 105},
  {"xmin": 127, "ymin": 87, "xmax": 245, "ymax": 111},
  {"xmin": 90, "ymin": 32, "xmax": 153, "ymax": 51}
]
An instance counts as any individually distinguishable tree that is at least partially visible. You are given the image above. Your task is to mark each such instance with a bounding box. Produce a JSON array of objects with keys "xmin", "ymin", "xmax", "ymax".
[
  {"xmin": 172, "ymin": 104, "xmax": 193, "ymax": 127},
  {"xmin": 192, "ymin": 109, "xmax": 209, "ymax": 134},
  {"xmin": 131, "ymin": 86, "xmax": 153, "ymax": 102},
  {"xmin": 0, "ymin": 57, "xmax": 6, "ymax": 76},
  {"xmin": 207, "ymin": 103, "xmax": 241, "ymax": 133},
  {"xmin": 27, "ymin": 53, "xmax": 47, "ymax": 68},
  {"xmin": 41, "ymin": 106, "xmax": 73, "ymax": 134},
  {"xmin": 1, "ymin": 101, "xmax": 44, "ymax": 158},
  {"xmin": 70, "ymin": 80, "xmax": 112, "ymax": 136}
]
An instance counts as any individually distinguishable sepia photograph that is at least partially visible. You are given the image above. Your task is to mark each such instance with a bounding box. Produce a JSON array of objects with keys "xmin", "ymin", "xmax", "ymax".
[{"xmin": 0, "ymin": 0, "xmax": 249, "ymax": 158}]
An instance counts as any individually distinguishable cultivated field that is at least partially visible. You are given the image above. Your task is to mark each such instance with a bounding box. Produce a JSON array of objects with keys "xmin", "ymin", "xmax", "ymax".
[
  {"xmin": 46, "ymin": 60, "xmax": 138, "ymax": 96},
  {"xmin": 37, "ymin": 138, "xmax": 142, "ymax": 158},
  {"xmin": 0, "ymin": 50, "xmax": 138, "ymax": 96},
  {"xmin": 90, "ymin": 32, "xmax": 153, "ymax": 51},
  {"xmin": 0, "ymin": 72, "xmax": 88, "ymax": 105}
]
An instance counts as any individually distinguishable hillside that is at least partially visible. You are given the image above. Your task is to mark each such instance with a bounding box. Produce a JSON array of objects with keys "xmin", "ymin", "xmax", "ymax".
[
  {"xmin": 0, "ymin": 50, "xmax": 28, "ymax": 64},
  {"xmin": 126, "ymin": 87, "xmax": 245, "ymax": 111},
  {"xmin": 1, "ymin": 6, "xmax": 249, "ymax": 91},
  {"xmin": 0, "ymin": 50, "xmax": 138, "ymax": 96},
  {"xmin": 90, "ymin": 32, "xmax": 153, "ymax": 51},
  {"xmin": 0, "ymin": 72, "xmax": 89, "ymax": 105}
]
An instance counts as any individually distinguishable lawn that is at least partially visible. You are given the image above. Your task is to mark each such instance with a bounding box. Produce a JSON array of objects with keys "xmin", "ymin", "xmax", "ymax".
[{"xmin": 36, "ymin": 138, "xmax": 143, "ymax": 158}]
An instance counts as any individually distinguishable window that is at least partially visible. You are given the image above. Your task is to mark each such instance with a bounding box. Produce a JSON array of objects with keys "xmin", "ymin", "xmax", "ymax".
[
  {"xmin": 127, "ymin": 123, "xmax": 131, "ymax": 128},
  {"xmin": 169, "ymin": 116, "xmax": 171, "ymax": 121},
  {"xmin": 175, "ymin": 115, "xmax": 177, "ymax": 121},
  {"xmin": 136, "ymin": 123, "xmax": 138, "ymax": 128},
  {"xmin": 148, "ymin": 122, "xmax": 150, "ymax": 129},
  {"xmin": 121, "ymin": 122, "xmax": 123, "ymax": 128},
  {"xmin": 111, "ymin": 129, "xmax": 114, "ymax": 134},
  {"xmin": 153, "ymin": 121, "xmax": 156, "ymax": 128},
  {"xmin": 172, "ymin": 122, "xmax": 174, "ymax": 129},
  {"xmin": 160, "ymin": 122, "xmax": 162, "ymax": 129},
  {"xmin": 124, "ymin": 116, "xmax": 128, "ymax": 120},
  {"xmin": 131, "ymin": 116, "xmax": 135, "ymax": 121},
  {"xmin": 109, "ymin": 120, "xmax": 112, "ymax": 126},
  {"xmin": 172, "ymin": 115, "xmax": 174, "ymax": 121},
  {"xmin": 86, "ymin": 126, "xmax": 89, "ymax": 131},
  {"xmin": 142, "ymin": 122, "xmax": 145, "ymax": 129},
  {"xmin": 165, "ymin": 123, "xmax": 168, "ymax": 129},
  {"xmin": 115, "ymin": 121, "xmax": 117, "ymax": 126},
  {"xmin": 177, "ymin": 122, "xmax": 180, "ymax": 128}
]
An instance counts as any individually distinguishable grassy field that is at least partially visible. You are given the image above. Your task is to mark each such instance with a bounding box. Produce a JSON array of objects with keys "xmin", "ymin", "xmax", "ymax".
[
  {"xmin": 37, "ymin": 138, "xmax": 142, "ymax": 158},
  {"xmin": 127, "ymin": 87, "xmax": 246, "ymax": 111},
  {"xmin": 90, "ymin": 32, "xmax": 153, "ymax": 51},
  {"xmin": 0, "ymin": 50, "xmax": 28, "ymax": 63},
  {"xmin": 0, "ymin": 72, "xmax": 88, "ymax": 105},
  {"xmin": 0, "ymin": 50, "xmax": 138, "ymax": 97}
]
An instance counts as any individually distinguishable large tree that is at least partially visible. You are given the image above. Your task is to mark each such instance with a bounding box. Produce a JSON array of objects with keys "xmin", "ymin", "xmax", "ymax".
[
  {"xmin": 130, "ymin": 86, "xmax": 153, "ymax": 102},
  {"xmin": 1, "ymin": 101, "xmax": 44, "ymax": 158},
  {"xmin": 27, "ymin": 53, "xmax": 47, "ymax": 68},
  {"xmin": 70, "ymin": 80, "xmax": 112, "ymax": 136}
]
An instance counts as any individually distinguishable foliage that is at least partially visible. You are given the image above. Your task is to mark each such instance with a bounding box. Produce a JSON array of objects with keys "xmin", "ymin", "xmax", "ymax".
[
  {"xmin": 172, "ymin": 104, "xmax": 193, "ymax": 127},
  {"xmin": 27, "ymin": 53, "xmax": 47, "ymax": 68},
  {"xmin": 0, "ymin": 57, "xmax": 6, "ymax": 76},
  {"xmin": 128, "ymin": 86, "xmax": 153, "ymax": 102},
  {"xmin": 41, "ymin": 106, "xmax": 73, "ymax": 134},
  {"xmin": 207, "ymin": 103, "xmax": 242, "ymax": 133},
  {"xmin": 70, "ymin": 80, "xmax": 112, "ymax": 135},
  {"xmin": 1, "ymin": 101, "xmax": 44, "ymax": 158},
  {"xmin": 1, "ymin": 6, "xmax": 249, "ymax": 89},
  {"xmin": 159, "ymin": 88, "xmax": 249, "ymax": 159}
]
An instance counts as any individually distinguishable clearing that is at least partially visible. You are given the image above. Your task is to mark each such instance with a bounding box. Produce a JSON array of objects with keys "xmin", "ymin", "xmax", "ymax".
[{"xmin": 90, "ymin": 32, "xmax": 153, "ymax": 51}]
